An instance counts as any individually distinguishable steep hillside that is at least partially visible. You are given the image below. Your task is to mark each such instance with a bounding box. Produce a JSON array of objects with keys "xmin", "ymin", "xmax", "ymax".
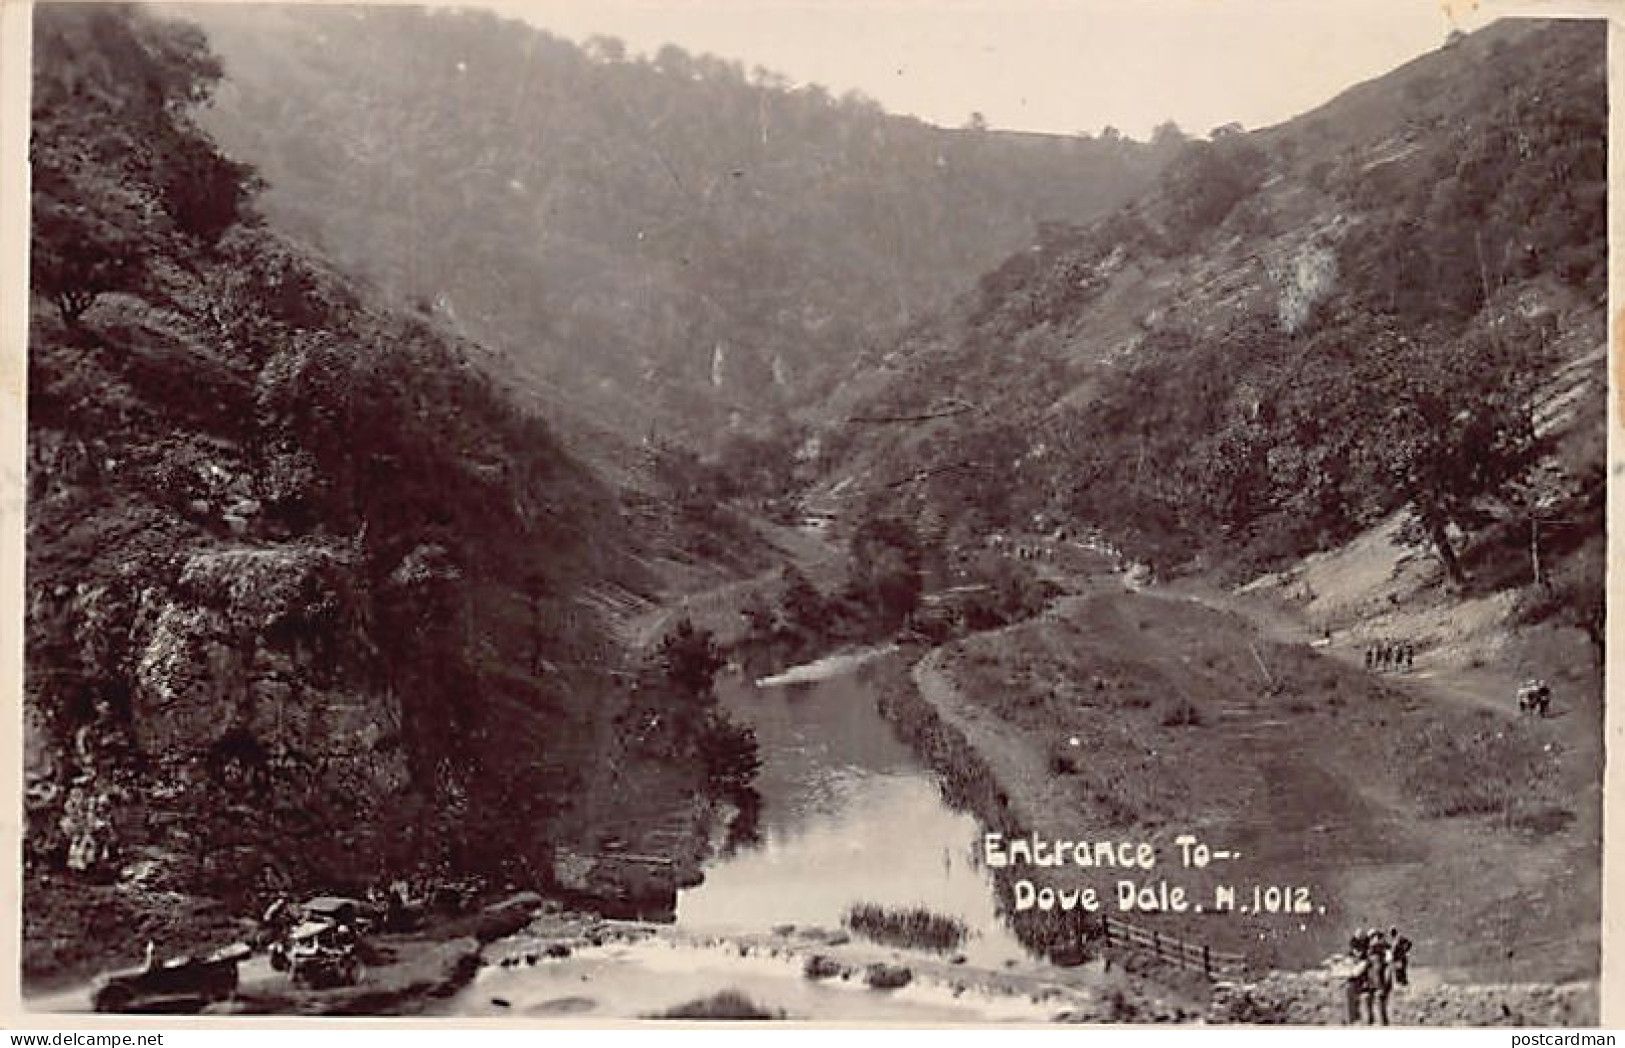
[
  {"xmin": 815, "ymin": 18, "xmax": 1605, "ymax": 623},
  {"xmin": 166, "ymin": 2, "xmax": 1167, "ymax": 447},
  {"xmin": 781, "ymin": 24, "xmax": 1607, "ymax": 1006},
  {"xmin": 22, "ymin": 3, "xmax": 730, "ymax": 983}
]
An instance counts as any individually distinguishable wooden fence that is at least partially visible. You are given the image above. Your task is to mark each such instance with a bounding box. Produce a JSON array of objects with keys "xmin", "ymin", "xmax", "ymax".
[{"xmin": 1099, "ymin": 913, "xmax": 1248, "ymax": 980}]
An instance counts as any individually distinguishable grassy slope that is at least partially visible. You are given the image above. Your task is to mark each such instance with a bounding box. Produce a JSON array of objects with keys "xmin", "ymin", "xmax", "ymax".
[{"xmin": 915, "ymin": 557, "xmax": 1599, "ymax": 991}]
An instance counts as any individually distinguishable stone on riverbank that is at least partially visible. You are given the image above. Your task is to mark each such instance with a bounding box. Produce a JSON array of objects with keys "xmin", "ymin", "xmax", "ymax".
[
  {"xmin": 864, "ymin": 963, "xmax": 913, "ymax": 990},
  {"xmin": 803, "ymin": 955, "xmax": 845, "ymax": 980},
  {"xmin": 216, "ymin": 936, "xmax": 482, "ymax": 1016}
]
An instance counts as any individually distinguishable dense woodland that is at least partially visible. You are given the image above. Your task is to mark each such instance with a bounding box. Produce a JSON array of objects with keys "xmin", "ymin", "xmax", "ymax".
[{"xmin": 177, "ymin": 3, "xmax": 1167, "ymax": 448}]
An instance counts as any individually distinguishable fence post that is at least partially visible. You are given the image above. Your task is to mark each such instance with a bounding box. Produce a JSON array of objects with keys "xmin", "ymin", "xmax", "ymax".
[
  {"xmin": 1152, "ymin": 931, "xmax": 1161, "ymax": 960},
  {"xmin": 1102, "ymin": 914, "xmax": 1111, "ymax": 946},
  {"xmin": 1203, "ymin": 944, "xmax": 1212, "ymax": 980}
]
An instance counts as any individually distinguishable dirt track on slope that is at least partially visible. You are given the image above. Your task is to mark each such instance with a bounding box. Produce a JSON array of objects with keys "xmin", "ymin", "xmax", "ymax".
[{"xmin": 909, "ymin": 572, "xmax": 1600, "ymax": 1000}]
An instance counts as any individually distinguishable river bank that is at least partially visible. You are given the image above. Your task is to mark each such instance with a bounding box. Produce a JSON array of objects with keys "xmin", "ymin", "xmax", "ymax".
[
  {"xmin": 23, "ymin": 892, "xmax": 547, "ymax": 1016},
  {"xmin": 872, "ymin": 577, "xmax": 1599, "ymax": 1025},
  {"xmin": 22, "ymin": 640, "xmax": 1180, "ymax": 1022},
  {"xmin": 447, "ymin": 910, "xmax": 1195, "ymax": 1021},
  {"xmin": 34, "ymin": 895, "xmax": 1188, "ymax": 1020},
  {"xmin": 27, "ymin": 531, "xmax": 1595, "ymax": 1024}
]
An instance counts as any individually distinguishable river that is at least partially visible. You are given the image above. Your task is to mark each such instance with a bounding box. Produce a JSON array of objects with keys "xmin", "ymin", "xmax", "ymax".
[
  {"xmin": 30, "ymin": 646, "xmax": 1054, "ymax": 1021},
  {"xmin": 446, "ymin": 648, "xmax": 1049, "ymax": 1020},
  {"xmin": 681, "ymin": 650, "xmax": 1028, "ymax": 967}
]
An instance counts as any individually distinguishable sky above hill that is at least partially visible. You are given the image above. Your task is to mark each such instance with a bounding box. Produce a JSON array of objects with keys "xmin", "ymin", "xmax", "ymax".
[{"xmin": 482, "ymin": 0, "xmax": 1502, "ymax": 139}]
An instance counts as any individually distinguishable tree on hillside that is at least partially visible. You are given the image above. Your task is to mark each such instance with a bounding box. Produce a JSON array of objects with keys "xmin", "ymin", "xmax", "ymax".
[
  {"xmin": 698, "ymin": 712, "xmax": 761, "ymax": 798},
  {"xmin": 739, "ymin": 589, "xmax": 778, "ymax": 640},
  {"xmin": 1156, "ymin": 136, "xmax": 1268, "ymax": 248},
  {"xmin": 653, "ymin": 44, "xmax": 694, "ymax": 79},
  {"xmin": 623, "ymin": 617, "xmax": 723, "ymax": 756},
  {"xmin": 29, "ymin": 175, "xmax": 158, "ymax": 327},
  {"xmin": 30, "ymin": 4, "xmax": 257, "ymax": 326},
  {"xmin": 844, "ymin": 517, "xmax": 924, "ymax": 628},
  {"xmin": 1150, "ymin": 120, "xmax": 1188, "ymax": 153},
  {"xmin": 1360, "ymin": 327, "xmax": 1544, "ymax": 585},
  {"xmin": 160, "ymin": 132, "xmax": 260, "ymax": 245},
  {"xmin": 637, "ymin": 617, "xmax": 760, "ymax": 803},
  {"xmin": 584, "ymin": 34, "xmax": 627, "ymax": 64},
  {"xmin": 1554, "ymin": 537, "xmax": 1604, "ymax": 669},
  {"xmin": 779, "ymin": 565, "xmax": 830, "ymax": 638},
  {"xmin": 656, "ymin": 616, "xmax": 725, "ymax": 705}
]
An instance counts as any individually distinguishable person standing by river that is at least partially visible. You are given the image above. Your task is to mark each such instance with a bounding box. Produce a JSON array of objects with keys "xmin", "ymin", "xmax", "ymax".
[
  {"xmin": 1389, "ymin": 927, "xmax": 1412, "ymax": 987},
  {"xmin": 1341, "ymin": 930, "xmax": 1370, "ymax": 1022},
  {"xmin": 1362, "ymin": 929, "xmax": 1393, "ymax": 1025}
]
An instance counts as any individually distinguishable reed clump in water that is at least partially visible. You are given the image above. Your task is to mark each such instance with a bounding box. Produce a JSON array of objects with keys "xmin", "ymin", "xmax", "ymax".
[
  {"xmin": 648, "ymin": 990, "xmax": 786, "ymax": 1019},
  {"xmin": 843, "ymin": 902, "xmax": 968, "ymax": 952}
]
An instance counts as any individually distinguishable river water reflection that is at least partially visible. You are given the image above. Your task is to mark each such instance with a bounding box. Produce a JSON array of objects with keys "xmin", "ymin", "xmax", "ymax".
[
  {"xmin": 678, "ymin": 652, "xmax": 1030, "ymax": 968},
  {"xmin": 440, "ymin": 650, "xmax": 1056, "ymax": 1020}
]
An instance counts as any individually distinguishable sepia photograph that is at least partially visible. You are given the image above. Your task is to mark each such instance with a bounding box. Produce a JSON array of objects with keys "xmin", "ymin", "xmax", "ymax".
[{"xmin": 6, "ymin": 0, "xmax": 1615, "ymax": 1026}]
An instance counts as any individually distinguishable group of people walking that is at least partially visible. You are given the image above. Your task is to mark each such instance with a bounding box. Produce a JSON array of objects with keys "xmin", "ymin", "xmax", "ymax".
[
  {"xmin": 1364, "ymin": 639, "xmax": 1415, "ymax": 672},
  {"xmin": 1517, "ymin": 678, "xmax": 1553, "ymax": 716},
  {"xmin": 1343, "ymin": 926, "xmax": 1413, "ymax": 1025}
]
